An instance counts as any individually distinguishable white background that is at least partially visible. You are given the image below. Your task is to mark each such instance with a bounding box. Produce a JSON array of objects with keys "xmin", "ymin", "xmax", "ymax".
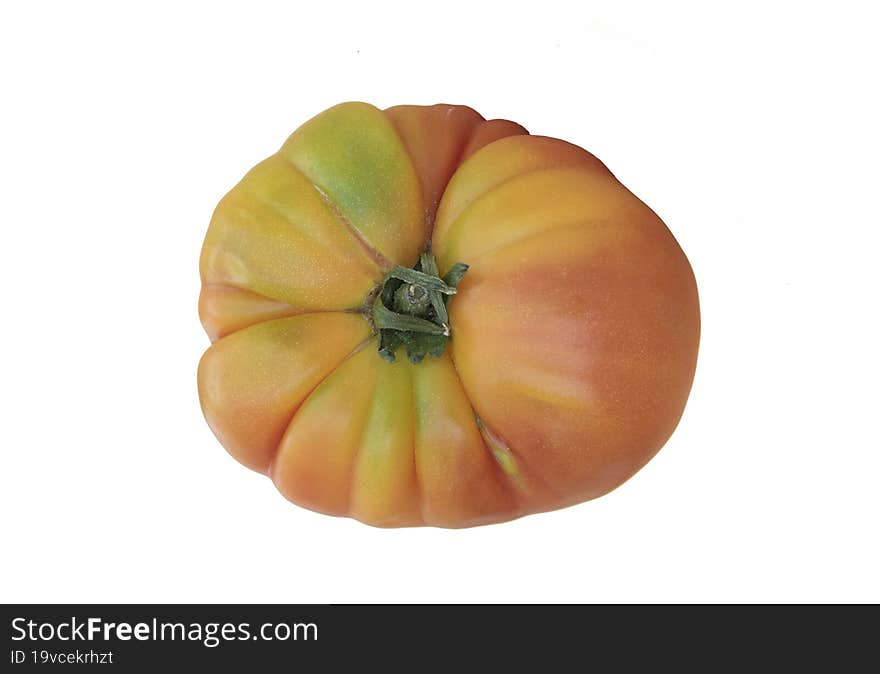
[{"xmin": 2, "ymin": 1, "xmax": 878, "ymax": 603}]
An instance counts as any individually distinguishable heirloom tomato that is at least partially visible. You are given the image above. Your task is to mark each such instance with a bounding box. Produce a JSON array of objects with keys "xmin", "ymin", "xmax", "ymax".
[{"xmin": 198, "ymin": 102, "xmax": 699, "ymax": 527}]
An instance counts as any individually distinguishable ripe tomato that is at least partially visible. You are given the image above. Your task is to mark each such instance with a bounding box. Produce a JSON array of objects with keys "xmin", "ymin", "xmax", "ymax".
[{"xmin": 198, "ymin": 102, "xmax": 700, "ymax": 527}]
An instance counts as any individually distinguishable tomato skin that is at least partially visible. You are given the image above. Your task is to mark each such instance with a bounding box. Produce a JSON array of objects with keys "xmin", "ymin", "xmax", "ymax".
[
  {"xmin": 197, "ymin": 313, "xmax": 371, "ymax": 474},
  {"xmin": 432, "ymin": 133, "xmax": 700, "ymax": 508},
  {"xmin": 272, "ymin": 347, "xmax": 518, "ymax": 528},
  {"xmin": 198, "ymin": 102, "xmax": 700, "ymax": 527},
  {"xmin": 384, "ymin": 104, "xmax": 527, "ymax": 239},
  {"xmin": 445, "ymin": 215, "xmax": 699, "ymax": 507}
]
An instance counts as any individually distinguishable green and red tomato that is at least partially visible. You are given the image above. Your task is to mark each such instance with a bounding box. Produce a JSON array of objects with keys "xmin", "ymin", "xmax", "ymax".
[{"xmin": 198, "ymin": 102, "xmax": 700, "ymax": 527}]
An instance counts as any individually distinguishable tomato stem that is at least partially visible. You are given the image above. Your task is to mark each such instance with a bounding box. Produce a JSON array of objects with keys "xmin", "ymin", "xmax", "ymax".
[{"xmin": 370, "ymin": 252, "xmax": 468, "ymax": 364}]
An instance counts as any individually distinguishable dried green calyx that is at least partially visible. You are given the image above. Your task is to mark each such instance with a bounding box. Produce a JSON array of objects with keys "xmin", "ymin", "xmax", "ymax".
[{"xmin": 371, "ymin": 252, "xmax": 468, "ymax": 364}]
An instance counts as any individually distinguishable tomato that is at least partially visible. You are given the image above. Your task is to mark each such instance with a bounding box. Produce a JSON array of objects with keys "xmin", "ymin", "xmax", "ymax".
[{"xmin": 198, "ymin": 102, "xmax": 700, "ymax": 528}]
